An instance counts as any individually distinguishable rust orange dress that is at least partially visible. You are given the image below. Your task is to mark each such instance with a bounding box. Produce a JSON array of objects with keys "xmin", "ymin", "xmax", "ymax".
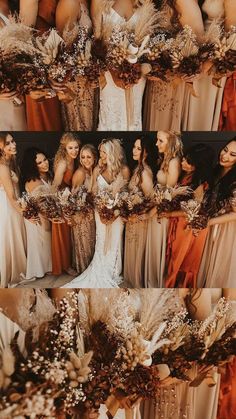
[
  {"xmin": 51, "ymin": 168, "xmax": 73, "ymax": 276},
  {"xmin": 165, "ymin": 177, "xmax": 208, "ymax": 288},
  {"xmin": 217, "ymin": 357, "xmax": 236, "ymax": 419},
  {"xmin": 25, "ymin": 0, "xmax": 62, "ymax": 131},
  {"xmin": 219, "ymin": 72, "xmax": 236, "ymax": 131}
]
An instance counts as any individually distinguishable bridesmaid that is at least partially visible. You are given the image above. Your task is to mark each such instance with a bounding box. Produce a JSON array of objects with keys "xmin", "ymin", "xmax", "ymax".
[
  {"xmin": 123, "ymin": 136, "xmax": 156, "ymax": 288},
  {"xmin": 21, "ymin": 147, "xmax": 52, "ymax": 280},
  {"xmin": 71, "ymin": 144, "xmax": 98, "ymax": 274},
  {"xmin": 165, "ymin": 143, "xmax": 214, "ymax": 288},
  {"xmin": 182, "ymin": 0, "xmax": 236, "ymax": 130},
  {"xmin": 0, "ymin": 132, "xmax": 26, "ymax": 288},
  {"xmin": 52, "ymin": 133, "xmax": 80, "ymax": 276},
  {"xmin": 143, "ymin": 0, "xmax": 204, "ymax": 131},
  {"xmin": 0, "ymin": 1, "xmax": 27, "ymax": 130},
  {"xmin": 144, "ymin": 131, "xmax": 183, "ymax": 288},
  {"xmin": 55, "ymin": 0, "xmax": 99, "ymax": 131},
  {"xmin": 197, "ymin": 138, "xmax": 236, "ymax": 287},
  {"xmin": 19, "ymin": 0, "xmax": 63, "ymax": 131}
]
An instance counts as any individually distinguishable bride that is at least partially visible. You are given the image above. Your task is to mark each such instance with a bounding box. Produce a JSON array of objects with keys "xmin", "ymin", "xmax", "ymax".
[{"xmin": 63, "ymin": 138, "xmax": 130, "ymax": 288}]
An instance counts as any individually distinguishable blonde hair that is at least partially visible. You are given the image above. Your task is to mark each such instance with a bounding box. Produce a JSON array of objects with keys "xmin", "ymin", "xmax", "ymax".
[
  {"xmin": 158, "ymin": 131, "xmax": 183, "ymax": 172},
  {"xmin": 98, "ymin": 138, "xmax": 126, "ymax": 179},
  {"xmin": 0, "ymin": 132, "xmax": 18, "ymax": 173},
  {"xmin": 80, "ymin": 144, "xmax": 98, "ymax": 169},
  {"xmin": 54, "ymin": 133, "xmax": 81, "ymax": 170}
]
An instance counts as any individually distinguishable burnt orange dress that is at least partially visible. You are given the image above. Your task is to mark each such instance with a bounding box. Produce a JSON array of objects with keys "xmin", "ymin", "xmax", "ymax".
[
  {"xmin": 217, "ymin": 357, "xmax": 236, "ymax": 419},
  {"xmin": 51, "ymin": 169, "xmax": 73, "ymax": 276},
  {"xmin": 25, "ymin": 0, "xmax": 62, "ymax": 131},
  {"xmin": 219, "ymin": 72, "xmax": 236, "ymax": 131},
  {"xmin": 165, "ymin": 178, "xmax": 208, "ymax": 288}
]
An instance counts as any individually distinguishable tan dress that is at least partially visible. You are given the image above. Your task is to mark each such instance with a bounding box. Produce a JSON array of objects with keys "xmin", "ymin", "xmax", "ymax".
[
  {"xmin": 123, "ymin": 168, "xmax": 152, "ymax": 288},
  {"xmin": 0, "ymin": 170, "xmax": 26, "ymax": 288},
  {"xmin": 182, "ymin": 0, "xmax": 226, "ymax": 131},
  {"xmin": 61, "ymin": 3, "xmax": 99, "ymax": 131},
  {"xmin": 144, "ymin": 167, "xmax": 174, "ymax": 288},
  {"xmin": 72, "ymin": 174, "xmax": 96, "ymax": 274}
]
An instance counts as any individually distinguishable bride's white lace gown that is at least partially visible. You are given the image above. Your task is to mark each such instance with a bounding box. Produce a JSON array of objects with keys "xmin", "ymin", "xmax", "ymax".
[
  {"xmin": 97, "ymin": 8, "xmax": 146, "ymax": 131},
  {"xmin": 63, "ymin": 174, "xmax": 125, "ymax": 288}
]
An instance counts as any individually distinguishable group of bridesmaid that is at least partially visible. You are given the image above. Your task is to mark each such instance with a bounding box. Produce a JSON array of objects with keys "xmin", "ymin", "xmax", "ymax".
[
  {"xmin": 0, "ymin": 130, "xmax": 235, "ymax": 288},
  {"xmin": 0, "ymin": 0, "xmax": 236, "ymax": 132}
]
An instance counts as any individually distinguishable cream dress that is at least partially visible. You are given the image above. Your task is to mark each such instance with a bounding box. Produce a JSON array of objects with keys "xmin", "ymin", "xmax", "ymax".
[
  {"xmin": 182, "ymin": 0, "xmax": 226, "ymax": 130},
  {"xmin": 0, "ymin": 13, "xmax": 27, "ymax": 131},
  {"xmin": 0, "ymin": 170, "xmax": 26, "ymax": 288},
  {"xmin": 97, "ymin": 7, "xmax": 146, "ymax": 131}
]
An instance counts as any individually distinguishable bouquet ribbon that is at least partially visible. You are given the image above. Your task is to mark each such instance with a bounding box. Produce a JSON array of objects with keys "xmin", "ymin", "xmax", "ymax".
[{"xmin": 106, "ymin": 395, "xmax": 136, "ymax": 419}]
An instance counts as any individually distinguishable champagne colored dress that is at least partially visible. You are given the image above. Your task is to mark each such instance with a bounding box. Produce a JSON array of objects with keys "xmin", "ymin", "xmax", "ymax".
[
  {"xmin": 61, "ymin": 2, "xmax": 99, "ymax": 131},
  {"xmin": 182, "ymin": 0, "xmax": 226, "ymax": 131},
  {"xmin": 72, "ymin": 174, "xmax": 96, "ymax": 274},
  {"xmin": 0, "ymin": 13, "xmax": 27, "ymax": 130},
  {"xmin": 25, "ymin": 0, "xmax": 63, "ymax": 131},
  {"xmin": 0, "ymin": 170, "xmax": 26, "ymax": 288},
  {"xmin": 51, "ymin": 168, "xmax": 73, "ymax": 276},
  {"xmin": 124, "ymin": 167, "xmax": 153, "ymax": 288}
]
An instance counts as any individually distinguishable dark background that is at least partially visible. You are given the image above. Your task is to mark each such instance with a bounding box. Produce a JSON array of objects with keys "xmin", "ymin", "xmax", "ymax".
[{"xmin": 12, "ymin": 131, "xmax": 236, "ymax": 167}]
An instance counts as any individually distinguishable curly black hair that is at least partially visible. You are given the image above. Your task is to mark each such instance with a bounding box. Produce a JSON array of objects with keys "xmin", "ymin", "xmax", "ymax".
[
  {"xmin": 181, "ymin": 143, "xmax": 215, "ymax": 190},
  {"xmin": 21, "ymin": 147, "xmax": 51, "ymax": 188},
  {"xmin": 213, "ymin": 138, "xmax": 236, "ymax": 201}
]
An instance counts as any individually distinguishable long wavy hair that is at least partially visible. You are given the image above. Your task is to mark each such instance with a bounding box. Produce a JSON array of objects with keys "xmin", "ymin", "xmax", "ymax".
[
  {"xmin": 132, "ymin": 135, "xmax": 157, "ymax": 185},
  {"xmin": 80, "ymin": 144, "xmax": 98, "ymax": 170},
  {"xmin": 158, "ymin": 131, "xmax": 183, "ymax": 173},
  {"xmin": 153, "ymin": 0, "xmax": 182, "ymax": 31},
  {"xmin": 21, "ymin": 147, "xmax": 51, "ymax": 187},
  {"xmin": 0, "ymin": 131, "xmax": 18, "ymax": 174},
  {"xmin": 98, "ymin": 138, "xmax": 126, "ymax": 179},
  {"xmin": 54, "ymin": 133, "xmax": 81, "ymax": 171},
  {"xmin": 213, "ymin": 138, "xmax": 236, "ymax": 201},
  {"xmin": 181, "ymin": 143, "xmax": 215, "ymax": 189}
]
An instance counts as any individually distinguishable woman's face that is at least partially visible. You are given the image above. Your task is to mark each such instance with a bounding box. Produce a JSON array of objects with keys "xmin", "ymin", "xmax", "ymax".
[
  {"xmin": 36, "ymin": 153, "xmax": 49, "ymax": 174},
  {"xmin": 66, "ymin": 141, "xmax": 80, "ymax": 160},
  {"xmin": 132, "ymin": 139, "xmax": 142, "ymax": 161},
  {"xmin": 181, "ymin": 156, "xmax": 195, "ymax": 173},
  {"xmin": 99, "ymin": 144, "xmax": 107, "ymax": 164},
  {"xmin": 219, "ymin": 141, "xmax": 236, "ymax": 170},
  {"xmin": 80, "ymin": 148, "xmax": 95, "ymax": 170},
  {"xmin": 156, "ymin": 131, "xmax": 169, "ymax": 154},
  {"xmin": 0, "ymin": 134, "xmax": 17, "ymax": 158}
]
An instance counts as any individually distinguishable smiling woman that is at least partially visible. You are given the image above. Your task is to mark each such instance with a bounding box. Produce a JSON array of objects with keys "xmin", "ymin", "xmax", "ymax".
[{"xmin": 0, "ymin": 132, "xmax": 26, "ymax": 287}]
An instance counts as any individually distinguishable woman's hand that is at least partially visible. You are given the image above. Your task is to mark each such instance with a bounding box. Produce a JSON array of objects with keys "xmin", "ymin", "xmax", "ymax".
[
  {"xmin": 0, "ymin": 90, "xmax": 18, "ymax": 100},
  {"xmin": 82, "ymin": 409, "xmax": 99, "ymax": 419},
  {"xmin": 29, "ymin": 89, "xmax": 56, "ymax": 101}
]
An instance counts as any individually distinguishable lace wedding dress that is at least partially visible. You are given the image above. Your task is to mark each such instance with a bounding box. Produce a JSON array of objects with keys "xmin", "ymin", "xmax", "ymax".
[
  {"xmin": 97, "ymin": 7, "xmax": 146, "ymax": 131},
  {"xmin": 63, "ymin": 174, "xmax": 125, "ymax": 288}
]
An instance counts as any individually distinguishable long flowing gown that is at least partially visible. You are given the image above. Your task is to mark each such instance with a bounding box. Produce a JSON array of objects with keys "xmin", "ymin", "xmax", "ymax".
[
  {"xmin": 61, "ymin": 3, "xmax": 99, "ymax": 131},
  {"xmin": 51, "ymin": 169, "xmax": 73, "ymax": 276},
  {"xmin": 72, "ymin": 174, "xmax": 96, "ymax": 274},
  {"xmin": 219, "ymin": 72, "xmax": 236, "ymax": 131},
  {"xmin": 25, "ymin": 0, "xmax": 62, "ymax": 131},
  {"xmin": 97, "ymin": 8, "xmax": 146, "ymax": 131},
  {"xmin": 0, "ymin": 170, "xmax": 26, "ymax": 288},
  {"xmin": 62, "ymin": 174, "xmax": 125, "ymax": 288},
  {"xmin": 0, "ymin": 13, "xmax": 27, "ymax": 130},
  {"xmin": 181, "ymin": 0, "xmax": 226, "ymax": 131},
  {"xmin": 24, "ymin": 181, "xmax": 52, "ymax": 280},
  {"xmin": 123, "ymin": 169, "xmax": 152, "ymax": 288}
]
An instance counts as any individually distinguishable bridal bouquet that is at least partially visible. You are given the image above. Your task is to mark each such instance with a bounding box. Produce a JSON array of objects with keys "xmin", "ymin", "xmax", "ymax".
[
  {"xmin": 17, "ymin": 192, "xmax": 40, "ymax": 221},
  {"xmin": 94, "ymin": 190, "xmax": 120, "ymax": 223},
  {"xmin": 117, "ymin": 189, "xmax": 153, "ymax": 219},
  {"xmin": 0, "ymin": 296, "xmax": 93, "ymax": 418},
  {"xmin": 152, "ymin": 184, "xmax": 192, "ymax": 215},
  {"xmin": 180, "ymin": 199, "xmax": 209, "ymax": 235},
  {"xmin": 210, "ymin": 26, "xmax": 236, "ymax": 80},
  {"xmin": 36, "ymin": 192, "xmax": 64, "ymax": 223}
]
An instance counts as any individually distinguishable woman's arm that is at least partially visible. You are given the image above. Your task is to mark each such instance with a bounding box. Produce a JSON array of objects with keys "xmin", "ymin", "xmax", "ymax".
[
  {"xmin": 166, "ymin": 158, "xmax": 181, "ymax": 188},
  {"xmin": 53, "ymin": 160, "xmax": 67, "ymax": 189},
  {"xmin": 72, "ymin": 167, "xmax": 86, "ymax": 191},
  {"xmin": 90, "ymin": 0, "xmax": 103, "ymax": 38},
  {"xmin": 0, "ymin": 164, "xmax": 21, "ymax": 213},
  {"xmin": 56, "ymin": 0, "xmax": 81, "ymax": 34},
  {"xmin": 141, "ymin": 169, "xmax": 153, "ymax": 196},
  {"xmin": 121, "ymin": 165, "xmax": 131, "ymax": 183},
  {"xmin": 175, "ymin": 0, "xmax": 204, "ymax": 37},
  {"xmin": 208, "ymin": 211, "xmax": 236, "ymax": 226},
  {"xmin": 180, "ymin": 288, "xmax": 212, "ymax": 320},
  {"xmin": 224, "ymin": 0, "xmax": 236, "ymax": 30},
  {"xmin": 19, "ymin": 0, "xmax": 39, "ymax": 26}
]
